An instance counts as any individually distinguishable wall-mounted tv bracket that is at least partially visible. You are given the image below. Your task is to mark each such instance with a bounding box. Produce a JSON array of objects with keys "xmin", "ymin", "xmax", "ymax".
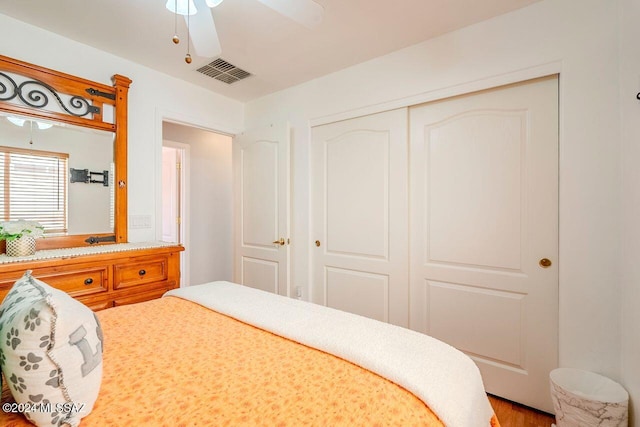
[{"xmin": 70, "ymin": 168, "xmax": 109, "ymax": 186}]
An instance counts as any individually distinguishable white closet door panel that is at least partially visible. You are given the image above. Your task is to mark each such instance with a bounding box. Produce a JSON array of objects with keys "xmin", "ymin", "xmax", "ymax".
[
  {"xmin": 410, "ymin": 76, "xmax": 558, "ymax": 412},
  {"xmin": 326, "ymin": 131, "xmax": 388, "ymax": 259},
  {"xmin": 427, "ymin": 111, "xmax": 523, "ymax": 269},
  {"xmin": 311, "ymin": 108, "xmax": 409, "ymax": 327},
  {"xmin": 326, "ymin": 267, "xmax": 389, "ymax": 322},
  {"xmin": 427, "ymin": 280, "xmax": 524, "ymax": 366}
]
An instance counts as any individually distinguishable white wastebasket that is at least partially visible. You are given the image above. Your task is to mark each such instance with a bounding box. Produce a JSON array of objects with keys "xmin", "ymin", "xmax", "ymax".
[{"xmin": 550, "ymin": 368, "xmax": 628, "ymax": 427}]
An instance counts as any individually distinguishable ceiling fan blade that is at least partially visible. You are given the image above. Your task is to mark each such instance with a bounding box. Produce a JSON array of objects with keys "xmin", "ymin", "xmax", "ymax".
[
  {"xmin": 185, "ymin": 0, "xmax": 222, "ymax": 58},
  {"xmin": 256, "ymin": 0, "xmax": 324, "ymax": 29}
]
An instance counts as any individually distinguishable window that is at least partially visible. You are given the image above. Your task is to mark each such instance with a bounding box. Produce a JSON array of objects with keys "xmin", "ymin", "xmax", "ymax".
[{"xmin": 0, "ymin": 146, "xmax": 68, "ymax": 234}]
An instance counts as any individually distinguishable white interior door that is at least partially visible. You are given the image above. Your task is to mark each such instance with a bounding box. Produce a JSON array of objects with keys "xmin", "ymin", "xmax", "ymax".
[
  {"xmin": 233, "ymin": 123, "xmax": 290, "ymax": 296},
  {"xmin": 311, "ymin": 108, "xmax": 409, "ymax": 327},
  {"xmin": 409, "ymin": 76, "xmax": 559, "ymax": 412},
  {"xmin": 161, "ymin": 141, "xmax": 189, "ymax": 287},
  {"xmin": 161, "ymin": 146, "xmax": 180, "ymax": 243}
]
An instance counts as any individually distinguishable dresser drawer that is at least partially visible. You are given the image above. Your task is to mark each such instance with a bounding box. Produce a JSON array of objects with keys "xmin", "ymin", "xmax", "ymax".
[
  {"xmin": 0, "ymin": 267, "xmax": 107, "ymax": 302},
  {"xmin": 113, "ymin": 287, "xmax": 169, "ymax": 307},
  {"xmin": 37, "ymin": 267, "xmax": 109, "ymax": 297},
  {"xmin": 114, "ymin": 255, "xmax": 168, "ymax": 289}
]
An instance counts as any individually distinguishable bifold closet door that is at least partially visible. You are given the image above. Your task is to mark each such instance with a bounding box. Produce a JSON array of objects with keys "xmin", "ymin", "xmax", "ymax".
[
  {"xmin": 409, "ymin": 76, "xmax": 559, "ymax": 412},
  {"xmin": 311, "ymin": 108, "xmax": 409, "ymax": 327}
]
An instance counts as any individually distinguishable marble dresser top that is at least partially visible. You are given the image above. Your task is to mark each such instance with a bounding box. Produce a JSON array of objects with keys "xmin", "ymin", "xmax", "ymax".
[{"xmin": 0, "ymin": 241, "xmax": 178, "ymax": 265}]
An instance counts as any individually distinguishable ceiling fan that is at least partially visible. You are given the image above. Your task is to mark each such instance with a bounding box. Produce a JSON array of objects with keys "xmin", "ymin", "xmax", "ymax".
[{"xmin": 166, "ymin": 0, "xmax": 324, "ymax": 63}]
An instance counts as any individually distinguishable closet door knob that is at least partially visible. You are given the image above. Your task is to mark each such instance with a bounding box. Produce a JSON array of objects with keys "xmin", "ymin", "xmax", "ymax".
[{"xmin": 539, "ymin": 258, "xmax": 552, "ymax": 268}]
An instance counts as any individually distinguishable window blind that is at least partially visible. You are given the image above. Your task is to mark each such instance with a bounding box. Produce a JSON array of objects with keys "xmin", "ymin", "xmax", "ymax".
[{"xmin": 0, "ymin": 147, "xmax": 68, "ymax": 234}]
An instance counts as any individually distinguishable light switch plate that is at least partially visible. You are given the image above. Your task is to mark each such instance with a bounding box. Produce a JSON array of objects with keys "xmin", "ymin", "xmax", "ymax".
[{"xmin": 129, "ymin": 214, "xmax": 152, "ymax": 229}]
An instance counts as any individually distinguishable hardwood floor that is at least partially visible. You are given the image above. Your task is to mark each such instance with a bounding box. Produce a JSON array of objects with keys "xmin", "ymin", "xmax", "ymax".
[{"xmin": 489, "ymin": 394, "xmax": 556, "ymax": 427}]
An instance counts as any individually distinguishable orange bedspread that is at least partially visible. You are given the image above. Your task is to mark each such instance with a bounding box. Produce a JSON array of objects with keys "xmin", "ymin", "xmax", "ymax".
[
  {"xmin": 0, "ymin": 297, "xmax": 498, "ymax": 427},
  {"xmin": 2, "ymin": 296, "xmax": 499, "ymax": 426}
]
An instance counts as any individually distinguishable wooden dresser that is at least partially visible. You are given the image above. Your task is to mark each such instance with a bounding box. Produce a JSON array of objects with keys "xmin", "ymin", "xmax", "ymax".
[{"xmin": 0, "ymin": 243, "xmax": 183, "ymax": 311}]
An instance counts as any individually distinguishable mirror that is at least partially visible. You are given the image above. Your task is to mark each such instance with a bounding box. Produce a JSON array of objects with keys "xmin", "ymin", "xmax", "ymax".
[
  {"xmin": 0, "ymin": 113, "xmax": 115, "ymax": 235},
  {"xmin": 0, "ymin": 54, "xmax": 131, "ymax": 249}
]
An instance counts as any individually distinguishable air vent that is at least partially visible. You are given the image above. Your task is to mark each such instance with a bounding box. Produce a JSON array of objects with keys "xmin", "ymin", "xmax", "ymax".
[{"xmin": 196, "ymin": 58, "xmax": 252, "ymax": 85}]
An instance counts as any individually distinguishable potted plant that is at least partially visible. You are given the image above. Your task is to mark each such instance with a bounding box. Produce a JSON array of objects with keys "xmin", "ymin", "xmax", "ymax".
[{"xmin": 0, "ymin": 220, "xmax": 45, "ymax": 257}]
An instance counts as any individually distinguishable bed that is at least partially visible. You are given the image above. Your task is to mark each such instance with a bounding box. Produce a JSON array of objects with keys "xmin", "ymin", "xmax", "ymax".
[{"xmin": 0, "ymin": 274, "xmax": 499, "ymax": 426}]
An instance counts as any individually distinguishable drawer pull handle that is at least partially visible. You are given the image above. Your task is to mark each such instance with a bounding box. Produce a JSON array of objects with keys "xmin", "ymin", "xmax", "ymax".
[
  {"xmin": 139, "ymin": 269, "xmax": 146, "ymax": 276},
  {"xmin": 84, "ymin": 278, "xmax": 94, "ymax": 285}
]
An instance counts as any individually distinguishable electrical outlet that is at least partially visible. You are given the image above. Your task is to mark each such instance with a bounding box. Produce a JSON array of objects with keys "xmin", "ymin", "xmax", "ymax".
[{"xmin": 295, "ymin": 286, "xmax": 303, "ymax": 299}]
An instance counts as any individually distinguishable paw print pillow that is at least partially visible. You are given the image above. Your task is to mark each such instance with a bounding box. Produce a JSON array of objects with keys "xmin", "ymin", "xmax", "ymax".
[{"xmin": 0, "ymin": 270, "xmax": 103, "ymax": 426}]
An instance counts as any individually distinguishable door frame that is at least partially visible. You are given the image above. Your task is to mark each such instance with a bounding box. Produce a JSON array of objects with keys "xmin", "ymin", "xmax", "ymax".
[
  {"xmin": 155, "ymin": 109, "xmax": 240, "ymax": 287},
  {"xmin": 161, "ymin": 140, "xmax": 189, "ymax": 287}
]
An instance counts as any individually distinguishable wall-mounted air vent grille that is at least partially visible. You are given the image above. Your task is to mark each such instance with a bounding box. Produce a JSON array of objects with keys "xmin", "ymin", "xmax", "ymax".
[{"xmin": 196, "ymin": 58, "xmax": 252, "ymax": 84}]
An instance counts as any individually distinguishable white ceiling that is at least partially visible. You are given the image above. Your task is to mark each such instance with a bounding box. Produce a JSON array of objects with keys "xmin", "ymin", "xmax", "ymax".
[{"xmin": 0, "ymin": 0, "xmax": 541, "ymax": 102}]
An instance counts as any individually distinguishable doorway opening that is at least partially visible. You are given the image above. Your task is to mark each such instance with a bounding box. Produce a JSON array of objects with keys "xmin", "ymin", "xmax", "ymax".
[{"xmin": 161, "ymin": 121, "xmax": 234, "ymax": 287}]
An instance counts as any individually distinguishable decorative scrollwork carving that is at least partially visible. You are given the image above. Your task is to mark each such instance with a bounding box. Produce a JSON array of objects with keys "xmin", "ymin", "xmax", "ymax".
[
  {"xmin": 0, "ymin": 72, "xmax": 19, "ymax": 101},
  {"xmin": 0, "ymin": 71, "xmax": 99, "ymax": 117},
  {"xmin": 18, "ymin": 80, "xmax": 50, "ymax": 109}
]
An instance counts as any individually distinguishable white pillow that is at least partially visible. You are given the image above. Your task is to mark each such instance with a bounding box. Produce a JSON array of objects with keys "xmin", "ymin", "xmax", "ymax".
[{"xmin": 0, "ymin": 270, "xmax": 103, "ymax": 426}]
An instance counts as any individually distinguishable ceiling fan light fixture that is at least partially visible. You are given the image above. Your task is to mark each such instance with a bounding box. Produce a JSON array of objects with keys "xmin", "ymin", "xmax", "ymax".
[
  {"xmin": 167, "ymin": 0, "xmax": 322, "ymax": 64},
  {"xmin": 6, "ymin": 116, "xmax": 53, "ymax": 130},
  {"xmin": 165, "ymin": 0, "xmax": 198, "ymax": 16},
  {"xmin": 36, "ymin": 122, "xmax": 53, "ymax": 130},
  {"xmin": 7, "ymin": 116, "xmax": 26, "ymax": 127}
]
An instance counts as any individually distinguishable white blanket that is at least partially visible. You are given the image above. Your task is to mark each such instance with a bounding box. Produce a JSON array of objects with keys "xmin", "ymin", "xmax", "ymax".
[{"xmin": 165, "ymin": 281, "xmax": 494, "ymax": 427}]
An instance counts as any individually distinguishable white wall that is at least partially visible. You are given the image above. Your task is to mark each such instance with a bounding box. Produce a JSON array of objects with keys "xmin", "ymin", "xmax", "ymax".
[
  {"xmin": 619, "ymin": 0, "xmax": 640, "ymax": 424},
  {"xmin": 0, "ymin": 13, "xmax": 244, "ymax": 243},
  {"xmin": 163, "ymin": 123, "xmax": 233, "ymax": 285},
  {"xmin": 245, "ymin": 0, "xmax": 627, "ymax": 406}
]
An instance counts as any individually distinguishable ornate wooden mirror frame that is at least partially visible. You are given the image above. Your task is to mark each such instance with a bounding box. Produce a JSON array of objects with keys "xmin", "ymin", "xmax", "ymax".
[{"xmin": 0, "ymin": 54, "xmax": 131, "ymax": 249}]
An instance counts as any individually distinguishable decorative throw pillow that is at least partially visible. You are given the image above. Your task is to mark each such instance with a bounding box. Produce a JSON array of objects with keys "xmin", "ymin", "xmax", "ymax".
[{"xmin": 0, "ymin": 270, "xmax": 103, "ymax": 426}]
